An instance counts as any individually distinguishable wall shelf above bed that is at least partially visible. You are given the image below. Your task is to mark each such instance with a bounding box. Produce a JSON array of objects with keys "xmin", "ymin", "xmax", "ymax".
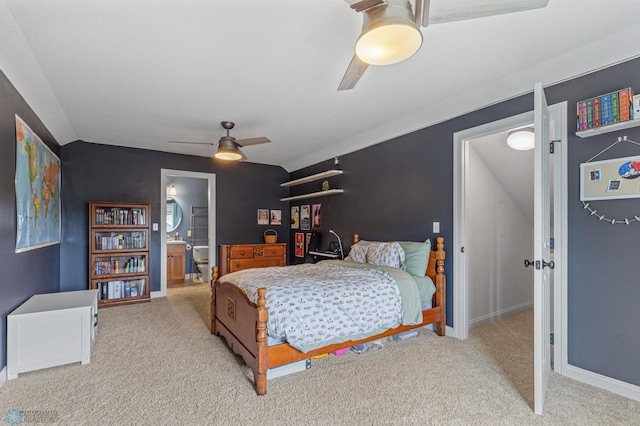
[
  {"xmin": 280, "ymin": 169, "xmax": 343, "ymax": 187},
  {"xmin": 280, "ymin": 169, "xmax": 344, "ymax": 202},
  {"xmin": 280, "ymin": 189, "xmax": 344, "ymax": 202}
]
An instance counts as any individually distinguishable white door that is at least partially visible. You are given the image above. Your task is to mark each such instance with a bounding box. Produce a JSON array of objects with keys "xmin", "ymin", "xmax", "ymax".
[{"xmin": 533, "ymin": 82, "xmax": 552, "ymax": 414}]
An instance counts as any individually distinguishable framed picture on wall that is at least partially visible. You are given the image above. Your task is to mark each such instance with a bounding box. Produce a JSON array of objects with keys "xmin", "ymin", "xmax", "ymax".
[
  {"xmin": 291, "ymin": 206, "xmax": 299, "ymax": 229},
  {"xmin": 258, "ymin": 209, "xmax": 269, "ymax": 225},
  {"xmin": 270, "ymin": 210, "xmax": 281, "ymax": 225},
  {"xmin": 300, "ymin": 205, "xmax": 310, "ymax": 230},
  {"xmin": 295, "ymin": 232, "xmax": 304, "ymax": 257},
  {"xmin": 312, "ymin": 203, "xmax": 321, "ymax": 229}
]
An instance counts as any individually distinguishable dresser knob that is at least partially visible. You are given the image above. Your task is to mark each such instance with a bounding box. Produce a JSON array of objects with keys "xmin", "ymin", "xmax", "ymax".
[{"xmin": 240, "ymin": 251, "xmax": 245, "ymax": 255}]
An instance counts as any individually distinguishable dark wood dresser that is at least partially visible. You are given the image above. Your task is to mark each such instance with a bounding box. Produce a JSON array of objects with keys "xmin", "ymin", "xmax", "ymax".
[{"xmin": 218, "ymin": 243, "xmax": 287, "ymax": 276}]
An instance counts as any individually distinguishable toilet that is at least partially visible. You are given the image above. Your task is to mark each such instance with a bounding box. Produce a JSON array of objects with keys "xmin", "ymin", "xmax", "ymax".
[{"xmin": 192, "ymin": 245, "xmax": 210, "ymax": 283}]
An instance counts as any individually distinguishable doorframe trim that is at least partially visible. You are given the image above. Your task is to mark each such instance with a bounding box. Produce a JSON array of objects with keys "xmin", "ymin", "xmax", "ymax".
[
  {"xmin": 155, "ymin": 169, "xmax": 216, "ymax": 298},
  {"xmin": 452, "ymin": 110, "xmax": 535, "ymax": 340}
]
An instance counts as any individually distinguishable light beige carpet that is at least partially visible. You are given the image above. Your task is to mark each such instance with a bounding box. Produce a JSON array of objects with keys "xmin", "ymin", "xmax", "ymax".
[{"xmin": 1, "ymin": 281, "xmax": 638, "ymax": 425}]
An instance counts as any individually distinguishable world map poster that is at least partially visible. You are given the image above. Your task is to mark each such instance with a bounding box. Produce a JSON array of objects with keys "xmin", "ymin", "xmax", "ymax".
[{"xmin": 15, "ymin": 115, "xmax": 61, "ymax": 252}]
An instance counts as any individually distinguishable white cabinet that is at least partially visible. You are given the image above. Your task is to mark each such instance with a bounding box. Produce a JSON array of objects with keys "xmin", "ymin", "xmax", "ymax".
[{"xmin": 7, "ymin": 290, "xmax": 98, "ymax": 379}]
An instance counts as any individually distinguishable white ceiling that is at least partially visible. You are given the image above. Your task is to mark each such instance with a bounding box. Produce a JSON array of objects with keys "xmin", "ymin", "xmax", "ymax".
[{"xmin": 1, "ymin": 0, "xmax": 640, "ymax": 172}]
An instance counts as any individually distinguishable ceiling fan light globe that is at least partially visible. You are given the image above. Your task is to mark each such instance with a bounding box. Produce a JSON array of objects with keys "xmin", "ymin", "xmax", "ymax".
[
  {"xmin": 355, "ymin": 1, "xmax": 423, "ymax": 66},
  {"xmin": 215, "ymin": 139, "xmax": 246, "ymax": 161},
  {"xmin": 507, "ymin": 129, "xmax": 535, "ymax": 151},
  {"xmin": 214, "ymin": 151, "xmax": 243, "ymax": 161},
  {"xmin": 356, "ymin": 24, "xmax": 422, "ymax": 65}
]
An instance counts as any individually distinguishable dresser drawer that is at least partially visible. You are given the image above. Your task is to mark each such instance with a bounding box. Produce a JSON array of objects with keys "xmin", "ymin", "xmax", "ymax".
[
  {"xmin": 230, "ymin": 246, "xmax": 256, "ymax": 259},
  {"xmin": 229, "ymin": 257, "xmax": 285, "ymax": 273},
  {"xmin": 261, "ymin": 244, "xmax": 285, "ymax": 257}
]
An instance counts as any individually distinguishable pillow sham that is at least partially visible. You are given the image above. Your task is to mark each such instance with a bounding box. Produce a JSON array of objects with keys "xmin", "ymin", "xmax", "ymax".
[
  {"xmin": 345, "ymin": 244, "xmax": 368, "ymax": 263},
  {"xmin": 398, "ymin": 239, "xmax": 431, "ymax": 277},
  {"xmin": 366, "ymin": 241, "xmax": 405, "ymax": 269}
]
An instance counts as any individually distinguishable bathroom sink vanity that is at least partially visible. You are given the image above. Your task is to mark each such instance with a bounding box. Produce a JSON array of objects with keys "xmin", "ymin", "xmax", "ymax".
[{"xmin": 167, "ymin": 241, "xmax": 186, "ymax": 285}]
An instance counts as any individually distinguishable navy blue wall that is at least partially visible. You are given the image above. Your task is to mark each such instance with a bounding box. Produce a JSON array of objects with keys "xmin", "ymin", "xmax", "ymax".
[
  {"xmin": 545, "ymin": 60, "xmax": 640, "ymax": 386},
  {"xmin": 0, "ymin": 71, "xmax": 61, "ymax": 369},
  {"xmin": 60, "ymin": 141, "xmax": 289, "ymax": 293}
]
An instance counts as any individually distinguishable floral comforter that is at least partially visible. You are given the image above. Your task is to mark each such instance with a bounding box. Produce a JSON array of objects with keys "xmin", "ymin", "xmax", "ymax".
[{"xmin": 219, "ymin": 261, "xmax": 422, "ymax": 353}]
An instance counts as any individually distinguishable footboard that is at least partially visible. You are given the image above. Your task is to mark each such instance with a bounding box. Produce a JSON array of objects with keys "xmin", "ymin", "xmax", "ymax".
[{"xmin": 211, "ymin": 270, "xmax": 269, "ymax": 394}]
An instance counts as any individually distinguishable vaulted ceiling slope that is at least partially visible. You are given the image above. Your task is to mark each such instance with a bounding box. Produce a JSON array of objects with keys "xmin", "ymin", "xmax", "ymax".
[{"xmin": 1, "ymin": 0, "xmax": 640, "ymax": 172}]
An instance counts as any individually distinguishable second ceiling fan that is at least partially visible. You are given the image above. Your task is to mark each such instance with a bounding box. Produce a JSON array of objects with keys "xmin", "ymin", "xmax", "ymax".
[
  {"xmin": 169, "ymin": 121, "xmax": 270, "ymax": 161},
  {"xmin": 338, "ymin": 0, "xmax": 550, "ymax": 90}
]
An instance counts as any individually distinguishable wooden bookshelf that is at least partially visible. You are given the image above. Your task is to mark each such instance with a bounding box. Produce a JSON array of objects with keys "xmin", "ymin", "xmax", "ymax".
[{"xmin": 89, "ymin": 201, "xmax": 150, "ymax": 308}]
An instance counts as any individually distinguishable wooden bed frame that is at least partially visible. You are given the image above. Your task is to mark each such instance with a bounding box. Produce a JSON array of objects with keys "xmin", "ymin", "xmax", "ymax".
[{"xmin": 210, "ymin": 236, "xmax": 446, "ymax": 395}]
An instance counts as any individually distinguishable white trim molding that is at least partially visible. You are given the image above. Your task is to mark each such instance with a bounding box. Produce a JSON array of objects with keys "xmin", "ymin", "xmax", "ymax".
[
  {"xmin": 564, "ymin": 364, "xmax": 640, "ymax": 402},
  {"xmin": 157, "ymin": 169, "xmax": 216, "ymax": 298},
  {"xmin": 0, "ymin": 366, "xmax": 6, "ymax": 389}
]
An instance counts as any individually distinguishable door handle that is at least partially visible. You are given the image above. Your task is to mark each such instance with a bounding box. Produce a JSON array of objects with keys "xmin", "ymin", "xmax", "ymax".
[{"xmin": 524, "ymin": 259, "xmax": 554, "ymax": 269}]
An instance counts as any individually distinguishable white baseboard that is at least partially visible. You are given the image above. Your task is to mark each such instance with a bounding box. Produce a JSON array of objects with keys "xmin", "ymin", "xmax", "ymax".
[
  {"xmin": 150, "ymin": 290, "xmax": 165, "ymax": 299},
  {"xmin": 0, "ymin": 366, "xmax": 6, "ymax": 389},
  {"xmin": 564, "ymin": 364, "xmax": 640, "ymax": 402},
  {"xmin": 446, "ymin": 325, "xmax": 456, "ymax": 338},
  {"xmin": 469, "ymin": 302, "xmax": 532, "ymax": 329}
]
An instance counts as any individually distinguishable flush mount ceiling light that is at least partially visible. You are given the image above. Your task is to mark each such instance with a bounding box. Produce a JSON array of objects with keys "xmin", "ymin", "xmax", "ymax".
[
  {"xmin": 507, "ymin": 128, "xmax": 535, "ymax": 151},
  {"xmin": 355, "ymin": 0, "xmax": 423, "ymax": 66}
]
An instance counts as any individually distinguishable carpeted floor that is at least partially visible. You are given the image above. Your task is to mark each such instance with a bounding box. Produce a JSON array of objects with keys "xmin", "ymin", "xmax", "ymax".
[{"xmin": 1, "ymin": 281, "xmax": 638, "ymax": 425}]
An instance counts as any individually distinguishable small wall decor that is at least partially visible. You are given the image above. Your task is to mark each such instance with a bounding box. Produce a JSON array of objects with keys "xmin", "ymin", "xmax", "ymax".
[
  {"xmin": 295, "ymin": 232, "xmax": 304, "ymax": 257},
  {"xmin": 300, "ymin": 205, "xmax": 310, "ymax": 230},
  {"xmin": 580, "ymin": 136, "xmax": 640, "ymax": 224},
  {"xmin": 580, "ymin": 137, "xmax": 640, "ymax": 201},
  {"xmin": 270, "ymin": 209, "xmax": 281, "ymax": 225},
  {"xmin": 306, "ymin": 233, "xmax": 313, "ymax": 253},
  {"xmin": 258, "ymin": 209, "xmax": 269, "ymax": 225},
  {"xmin": 290, "ymin": 206, "xmax": 299, "ymax": 229},
  {"xmin": 312, "ymin": 204, "xmax": 322, "ymax": 229}
]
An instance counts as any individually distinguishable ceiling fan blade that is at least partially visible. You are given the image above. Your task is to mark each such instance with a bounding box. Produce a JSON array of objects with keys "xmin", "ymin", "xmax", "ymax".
[
  {"xmin": 338, "ymin": 55, "xmax": 369, "ymax": 91},
  {"xmin": 427, "ymin": 0, "xmax": 549, "ymax": 25},
  {"xmin": 168, "ymin": 140, "xmax": 215, "ymax": 146},
  {"xmin": 236, "ymin": 137, "xmax": 271, "ymax": 147},
  {"xmin": 344, "ymin": 0, "xmax": 387, "ymax": 13}
]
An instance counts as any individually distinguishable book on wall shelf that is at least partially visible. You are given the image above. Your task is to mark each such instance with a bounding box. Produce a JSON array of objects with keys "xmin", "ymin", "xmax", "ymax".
[{"xmin": 89, "ymin": 201, "xmax": 150, "ymax": 307}]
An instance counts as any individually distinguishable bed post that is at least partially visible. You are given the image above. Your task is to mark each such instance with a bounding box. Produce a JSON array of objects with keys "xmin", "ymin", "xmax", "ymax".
[
  {"xmin": 434, "ymin": 237, "xmax": 446, "ymax": 336},
  {"xmin": 210, "ymin": 266, "xmax": 219, "ymax": 334},
  {"xmin": 255, "ymin": 287, "xmax": 269, "ymax": 395},
  {"xmin": 353, "ymin": 234, "xmax": 359, "ymax": 244}
]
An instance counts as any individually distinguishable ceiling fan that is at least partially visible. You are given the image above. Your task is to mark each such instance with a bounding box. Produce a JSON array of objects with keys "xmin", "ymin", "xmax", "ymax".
[
  {"xmin": 338, "ymin": 0, "xmax": 550, "ymax": 90},
  {"xmin": 169, "ymin": 121, "xmax": 271, "ymax": 161}
]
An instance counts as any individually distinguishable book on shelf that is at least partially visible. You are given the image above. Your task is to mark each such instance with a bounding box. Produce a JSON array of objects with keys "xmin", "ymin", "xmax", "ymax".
[
  {"xmin": 620, "ymin": 88, "xmax": 633, "ymax": 121},
  {"xmin": 611, "ymin": 91, "xmax": 620, "ymax": 123},
  {"xmin": 97, "ymin": 279, "xmax": 146, "ymax": 300}
]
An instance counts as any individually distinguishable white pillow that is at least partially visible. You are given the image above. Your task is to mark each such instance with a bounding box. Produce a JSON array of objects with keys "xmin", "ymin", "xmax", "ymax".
[
  {"xmin": 366, "ymin": 242, "xmax": 405, "ymax": 269},
  {"xmin": 345, "ymin": 244, "xmax": 368, "ymax": 263}
]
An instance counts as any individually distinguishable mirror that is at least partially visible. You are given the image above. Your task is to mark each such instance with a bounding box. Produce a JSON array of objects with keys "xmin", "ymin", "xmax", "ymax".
[{"xmin": 166, "ymin": 197, "xmax": 183, "ymax": 233}]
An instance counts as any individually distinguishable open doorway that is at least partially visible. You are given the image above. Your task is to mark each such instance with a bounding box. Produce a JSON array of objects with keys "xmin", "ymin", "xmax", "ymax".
[
  {"xmin": 155, "ymin": 169, "xmax": 216, "ymax": 298},
  {"xmin": 452, "ymin": 103, "xmax": 567, "ymax": 374}
]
